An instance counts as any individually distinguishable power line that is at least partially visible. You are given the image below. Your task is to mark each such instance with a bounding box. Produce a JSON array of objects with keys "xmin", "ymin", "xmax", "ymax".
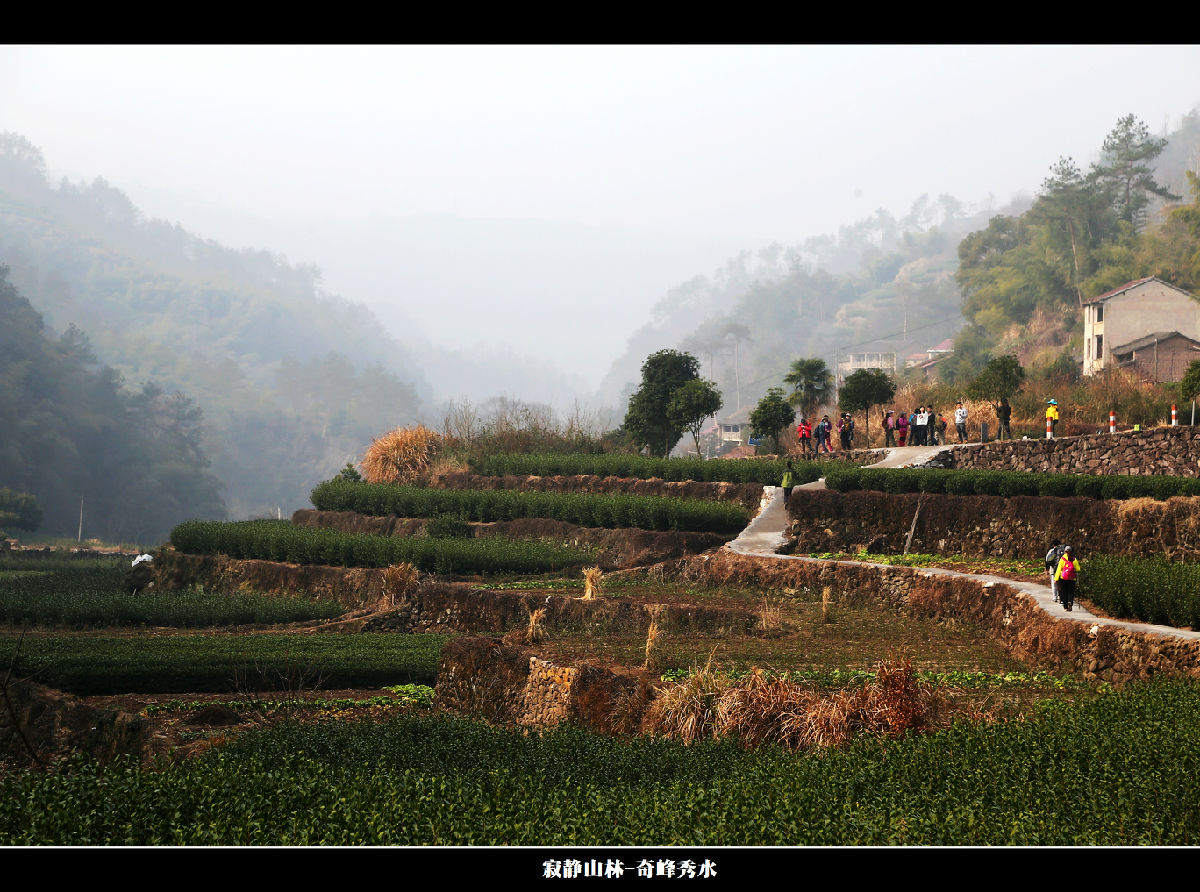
[{"xmin": 840, "ymin": 314, "xmax": 964, "ymax": 352}]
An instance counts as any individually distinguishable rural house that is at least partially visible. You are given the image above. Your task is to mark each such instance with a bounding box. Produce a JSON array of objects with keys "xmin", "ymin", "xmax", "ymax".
[{"xmin": 1082, "ymin": 277, "xmax": 1200, "ymax": 380}]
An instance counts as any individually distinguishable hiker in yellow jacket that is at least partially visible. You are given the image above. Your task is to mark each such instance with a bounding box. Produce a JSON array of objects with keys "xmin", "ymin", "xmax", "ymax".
[
  {"xmin": 1054, "ymin": 545, "xmax": 1079, "ymax": 611},
  {"xmin": 1046, "ymin": 399, "xmax": 1060, "ymax": 437}
]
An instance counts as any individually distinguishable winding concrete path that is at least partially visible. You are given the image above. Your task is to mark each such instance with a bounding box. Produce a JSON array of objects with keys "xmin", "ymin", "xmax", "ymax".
[{"xmin": 729, "ymin": 448, "xmax": 1200, "ymax": 643}]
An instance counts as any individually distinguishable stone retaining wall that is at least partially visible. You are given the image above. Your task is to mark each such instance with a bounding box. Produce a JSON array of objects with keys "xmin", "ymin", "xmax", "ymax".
[
  {"xmin": 433, "ymin": 549, "xmax": 1200, "ymax": 733},
  {"xmin": 785, "ymin": 489, "xmax": 1200, "ymax": 560},
  {"xmin": 933, "ymin": 426, "xmax": 1200, "ymax": 476}
]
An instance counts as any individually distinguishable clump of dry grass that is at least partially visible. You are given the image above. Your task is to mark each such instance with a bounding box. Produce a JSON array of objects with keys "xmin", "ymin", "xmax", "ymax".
[
  {"xmin": 758, "ymin": 598, "xmax": 784, "ymax": 633},
  {"xmin": 380, "ymin": 562, "xmax": 420, "ymax": 608},
  {"xmin": 640, "ymin": 659, "xmax": 732, "ymax": 744},
  {"xmin": 641, "ymin": 656, "xmax": 940, "ymax": 751},
  {"xmin": 609, "ymin": 680, "xmax": 656, "ymax": 736},
  {"xmin": 525, "ymin": 606, "xmax": 547, "ymax": 644},
  {"xmin": 362, "ymin": 425, "xmax": 442, "ymax": 485},
  {"xmin": 643, "ymin": 618, "xmax": 663, "ymax": 671},
  {"xmin": 581, "ymin": 566, "xmax": 603, "ymax": 601}
]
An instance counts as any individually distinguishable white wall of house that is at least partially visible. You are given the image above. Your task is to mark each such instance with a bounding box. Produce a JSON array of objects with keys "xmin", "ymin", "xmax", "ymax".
[{"xmin": 1083, "ymin": 279, "xmax": 1200, "ymax": 375}]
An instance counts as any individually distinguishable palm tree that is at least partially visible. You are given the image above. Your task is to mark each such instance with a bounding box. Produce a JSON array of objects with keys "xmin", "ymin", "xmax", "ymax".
[{"xmin": 783, "ymin": 358, "xmax": 833, "ymax": 420}]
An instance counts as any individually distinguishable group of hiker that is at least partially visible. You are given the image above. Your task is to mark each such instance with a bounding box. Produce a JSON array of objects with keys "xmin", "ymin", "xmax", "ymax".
[
  {"xmin": 793, "ymin": 396, "xmax": 1064, "ymax": 453},
  {"xmin": 794, "ymin": 414, "xmax": 855, "ymax": 455}
]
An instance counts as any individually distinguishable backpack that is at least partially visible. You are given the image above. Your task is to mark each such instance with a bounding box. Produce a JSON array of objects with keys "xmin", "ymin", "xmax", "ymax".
[
  {"xmin": 1060, "ymin": 558, "xmax": 1076, "ymax": 581},
  {"xmin": 1045, "ymin": 545, "xmax": 1064, "ymax": 568}
]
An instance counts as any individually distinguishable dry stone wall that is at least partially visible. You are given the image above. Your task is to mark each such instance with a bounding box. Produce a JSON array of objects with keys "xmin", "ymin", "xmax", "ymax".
[
  {"xmin": 785, "ymin": 489, "xmax": 1200, "ymax": 560},
  {"xmin": 935, "ymin": 426, "xmax": 1200, "ymax": 476}
]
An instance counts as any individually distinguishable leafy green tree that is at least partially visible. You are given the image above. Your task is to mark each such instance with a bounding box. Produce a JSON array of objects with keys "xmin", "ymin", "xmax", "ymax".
[
  {"xmin": 0, "ymin": 488, "xmax": 41, "ymax": 534},
  {"xmin": 1028, "ymin": 156, "xmax": 1113, "ymax": 309},
  {"xmin": 783, "ymin": 357, "xmax": 833, "ymax": 419},
  {"xmin": 749, "ymin": 387, "xmax": 796, "ymax": 454},
  {"xmin": 838, "ymin": 368, "xmax": 896, "ymax": 445},
  {"xmin": 1090, "ymin": 114, "xmax": 1180, "ymax": 228},
  {"xmin": 1179, "ymin": 360, "xmax": 1200, "ymax": 413},
  {"xmin": 624, "ymin": 349, "xmax": 702, "ymax": 457},
  {"xmin": 965, "ymin": 354, "xmax": 1026, "ymax": 404},
  {"xmin": 667, "ymin": 378, "xmax": 723, "ymax": 459},
  {"xmin": 936, "ymin": 325, "xmax": 994, "ymax": 386}
]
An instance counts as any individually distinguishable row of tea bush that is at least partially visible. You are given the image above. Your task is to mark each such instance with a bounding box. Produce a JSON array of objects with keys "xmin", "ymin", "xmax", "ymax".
[
  {"xmin": 170, "ymin": 520, "xmax": 592, "ymax": 575},
  {"xmin": 1080, "ymin": 555, "xmax": 1200, "ymax": 629},
  {"xmin": 4, "ymin": 680, "xmax": 1199, "ymax": 844},
  {"xmin": 310, "ymin": 479, "xmax": 749, "ymax": 533},
  {"xmin": 466, "ymin": 453, "xmax": 832, "ymax": 485},
  {"xmin": 823, "ymin": 465, "xmax": 1200, "ymax": 500}
]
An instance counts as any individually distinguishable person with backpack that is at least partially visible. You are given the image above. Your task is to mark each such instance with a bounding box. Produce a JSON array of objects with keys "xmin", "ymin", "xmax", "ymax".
[
  {"xmin": 1045, "ymin": 539, "xmax": 1065, "ymax": 603},
  {"xmin": 896, "ymin": 410, "xmax": 909, "ymax": 446},
  {"xmin": 781, "ymin": 459, "xmax": 796, "ymax": 508},
  {"xmin": 883, "ymin": 410, "xmax": 897, "ymax": 447},
  {"xmin": 1055, "ymin": 546, "xmax": 1079, "ymax": 611}
]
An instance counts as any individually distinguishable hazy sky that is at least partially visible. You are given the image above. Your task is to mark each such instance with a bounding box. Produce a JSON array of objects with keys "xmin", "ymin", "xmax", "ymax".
[{"xmin": 3, "ymin": 44, "xmax": 1199, "ymax": 387}]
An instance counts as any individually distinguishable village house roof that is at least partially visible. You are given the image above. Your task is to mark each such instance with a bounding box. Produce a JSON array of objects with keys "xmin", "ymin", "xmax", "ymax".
[
  {"xmin": 1083, "ymin": 276, "xmax": 1197, "ymax": 305},
  {"xmin": 1111, "ymin": 331, "xmax": 1200, "ymax": 355}
]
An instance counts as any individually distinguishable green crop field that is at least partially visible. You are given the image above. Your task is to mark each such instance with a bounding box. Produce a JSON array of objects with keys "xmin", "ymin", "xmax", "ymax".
[
  {"xmin": 4, "ymin": 680, "xmax": 1199, "ymax": 845},
  {"xmin": 0, "ymin": 632, "xmax": 449, "ymax": 695},
  {"xmin": 0, "ymin": 564, "xmax": 346, "ymax": 628}
]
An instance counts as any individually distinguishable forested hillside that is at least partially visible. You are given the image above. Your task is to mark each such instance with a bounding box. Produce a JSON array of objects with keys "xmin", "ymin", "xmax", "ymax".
[
  {"xmin": 0, "ymin": 268, "xmax": 224, "ymax": 543},
  {"xmin": 943, "ymin": 112, "xmax": 1200, "ymax": 382},
  {"xmin": 0, "ymin": 133, "xmax": 430, "ymax": 523},
  {"xmin": 598, "ymin": 110, "xmax": 1200, "ymax": 414}
]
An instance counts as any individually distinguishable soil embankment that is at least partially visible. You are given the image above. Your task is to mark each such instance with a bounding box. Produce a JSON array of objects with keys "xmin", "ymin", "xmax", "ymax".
[{"xmin": 292, "ymin": 509, "xmax": 729, "ymax": 569}]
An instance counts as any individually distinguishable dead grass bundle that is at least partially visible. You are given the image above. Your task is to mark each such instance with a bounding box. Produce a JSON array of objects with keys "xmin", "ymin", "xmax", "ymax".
[
  {"xmin": 525, "ymin": 606, "xmax": 547, "ymax": 644},
  {"xmin": 640, "ymin": 661, "xmax": 733, "ymax": 744},
  {"xmin": 608, "ymin": 679, "xmax": 656, "ymax": 736},
  {"xmin": 380, "ymin": 562, "xmax": 420, "ymax": 608},
  {"xmin": 643, "ymin": 618, "xmax": 662, "ymax": 671},
  {"xmin": 642, "ymin": 656, "xmax": 941, "ymax": 751},
  {"xmin": 362, "ymin": 425, "xmax": 443, "ymax": 485},
  {"xmin": 859, "ymin": 655, "xmax": 938, "ymax": 736},
  {"xmin": 582, "ymin": 566, "xmax": 603, "ymax": 601}
]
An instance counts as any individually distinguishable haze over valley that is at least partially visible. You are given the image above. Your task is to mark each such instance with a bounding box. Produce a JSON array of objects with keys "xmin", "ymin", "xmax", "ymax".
[{"xmin": 2, "ymin": 44, "xmax": 1199, "ymax": 538}]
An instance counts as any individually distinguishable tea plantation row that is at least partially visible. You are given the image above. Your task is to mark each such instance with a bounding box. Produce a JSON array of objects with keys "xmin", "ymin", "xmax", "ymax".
[
  {"xmin": 0, "ymin": 632, "xmax": 449, "ymax": 695},
  {"xmin": 824, "ymin": 464, "xmax": 1200, "ymax": 500},
  {"xmin": 0, "ymin": 565, "xmax": 345, "ymax": 628},
  {"xmin": 467, "ymin": 453, "xmax": 832, "ymax": 484},
  {"xmin": 310, "ymin": 480, "xmax": 749, "ymax": 533},
  {"xmin": 4, "ymin": 679, "xmax": 1198, "ymax": 844},
  {"xmin": 170, "ymin": 520, "xmax": 593, "ymax": 574}
]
